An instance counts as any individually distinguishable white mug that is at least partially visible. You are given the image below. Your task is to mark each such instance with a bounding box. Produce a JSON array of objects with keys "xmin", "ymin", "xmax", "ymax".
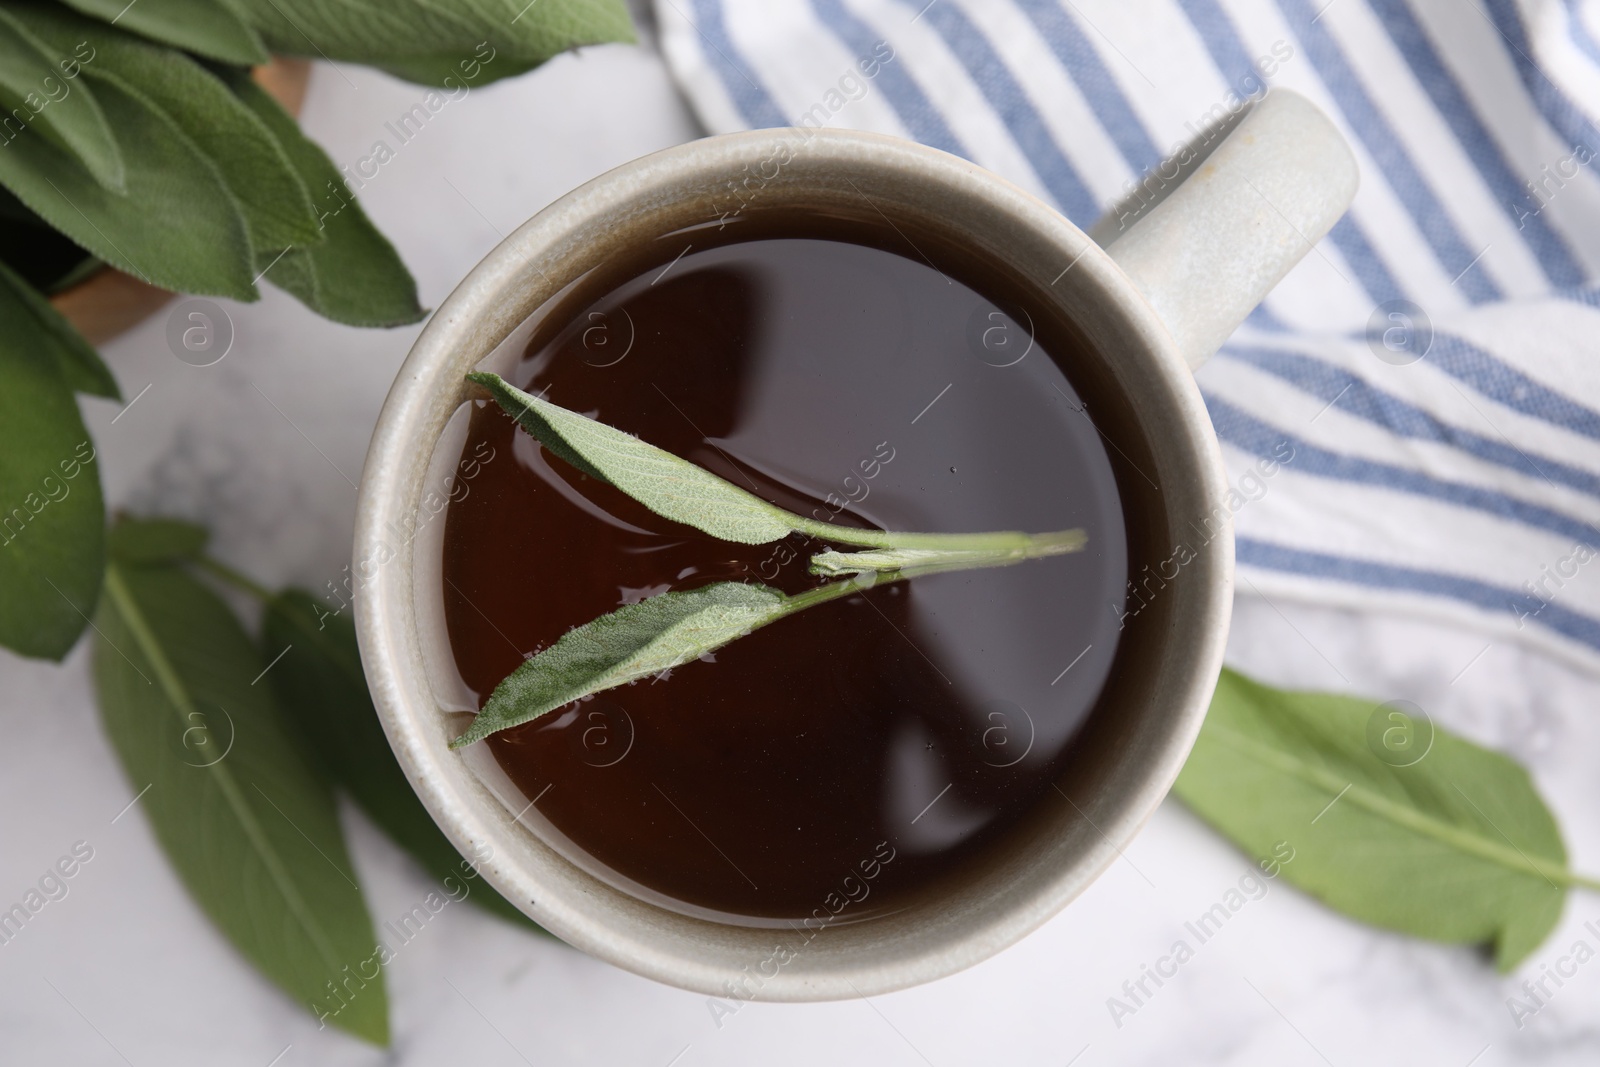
[{"xmin": 354, "ymin": 89, "xmax": 1357, "ymax": 999}]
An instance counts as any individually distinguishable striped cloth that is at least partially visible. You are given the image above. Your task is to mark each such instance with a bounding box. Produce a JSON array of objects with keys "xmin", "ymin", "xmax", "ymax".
[{"xmin": 654, "ymin": 0, "xmax": 1600, "ymax": 673}]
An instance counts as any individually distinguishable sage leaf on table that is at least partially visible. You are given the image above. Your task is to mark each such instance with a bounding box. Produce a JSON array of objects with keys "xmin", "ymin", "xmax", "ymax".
[
  {"xmin": 0, "ymin": 9, "xmax": 123, "ymax": 191},
  {"xmin": 263, "ymin": 589, "xmax": 542, "ymax": 930},
  {"xmin": 0, "ymin": 68, "xmax": 257, "ymax": 298},
  {"xmin": 55, "ymin": 0, "xmax": 270, "ymax": 65},
  {"xmin": 93, "ymin": 552, "xmax": 389, "ymax": 1044},
  {"xmin": 17, "ymin": 7, "xmax": 325, "ymax": 260},
  {"xmin": 1174, "ymin": 667, "xmax": 1598, "ymax": 970},
  {"xmin": 107, "ymin": 515, "xmax": 210, "ymax": 567},
  {"xmin": 232, "ymin": 0, "xmax": 635, "ymax": 87},
  {"xmin": 469, "ymin": 372, "xmax": 1082, "ymax": 567},
  {"xmin": 0, "ymin": 280, "xmax": 105, "ymax": 660},
  {"xmin": 223, "ymin": 71, "xmax": 425, "ymax": 327}
]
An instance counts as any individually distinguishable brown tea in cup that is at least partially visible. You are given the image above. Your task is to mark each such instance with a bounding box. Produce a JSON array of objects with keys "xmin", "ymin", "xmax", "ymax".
[{"xmin": 440, "ymin": 211, "xmax": 1130, "ymax": 925}]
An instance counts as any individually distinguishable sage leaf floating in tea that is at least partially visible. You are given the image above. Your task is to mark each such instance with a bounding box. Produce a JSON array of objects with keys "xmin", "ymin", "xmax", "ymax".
[
  {"xmin": 460, "ymin": 572, "xmax": 1008, "ymax": 747},
  {"xmin": 451, "ymin": 375, "xmax": 1095, "ymax": 747},
  {"xmin": 452, "ymin": 582, "xmax": 799, "ymax": 748},
  {"xmin": 469, "ymin": 371, "xmax": 798, "ymax": 544},
  {"xmin": 1175, "ymin": 668, "xmax": 1600, "ymax": 970},
  {"xmin": 809, "ymin": 535, "xmax": 1086, "ymax": 578},
  {"xmin": 468, "ymin": 371, "xmax": 1084, "ymax": 570}
]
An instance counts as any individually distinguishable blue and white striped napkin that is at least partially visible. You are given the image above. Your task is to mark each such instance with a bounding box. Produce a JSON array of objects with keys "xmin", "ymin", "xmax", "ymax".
[{"xmin": 654, "ymin": 0, "xmax": 1600, "ymax": 672}]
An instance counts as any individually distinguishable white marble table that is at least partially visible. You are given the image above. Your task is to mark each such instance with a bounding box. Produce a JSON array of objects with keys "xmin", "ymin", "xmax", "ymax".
[{"xmin": 4, "ymin": 23, "xmax": 1599, "ymax": 1067}]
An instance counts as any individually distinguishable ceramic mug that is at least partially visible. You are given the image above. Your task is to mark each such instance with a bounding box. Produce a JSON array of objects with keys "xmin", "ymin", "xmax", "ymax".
[{"xmin": 354, "ymin": 89, "xmax": 1357, "ymax": 1000}]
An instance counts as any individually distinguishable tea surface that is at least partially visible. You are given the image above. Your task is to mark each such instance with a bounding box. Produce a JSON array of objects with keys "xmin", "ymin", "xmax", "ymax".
[{"xmin": 442, "ymin": 223, "xmax": 1128, "ymax": 923}]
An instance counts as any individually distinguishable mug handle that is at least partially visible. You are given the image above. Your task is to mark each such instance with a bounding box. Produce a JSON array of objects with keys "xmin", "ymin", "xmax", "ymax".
[{"xmin": 1103, "ymin": 89, "xmax": 1359, "ymax": 370}]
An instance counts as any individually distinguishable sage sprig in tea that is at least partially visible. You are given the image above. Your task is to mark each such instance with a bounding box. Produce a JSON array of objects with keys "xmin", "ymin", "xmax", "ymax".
[{"xmin": 452, "ymin": 373, "xmax": 1089, "ymax": 747}]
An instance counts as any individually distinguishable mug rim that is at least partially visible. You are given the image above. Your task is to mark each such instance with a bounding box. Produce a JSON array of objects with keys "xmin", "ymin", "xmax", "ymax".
[{"xmin": 354, "ymin": 127, "xmax": 1233, "ymax": 999}]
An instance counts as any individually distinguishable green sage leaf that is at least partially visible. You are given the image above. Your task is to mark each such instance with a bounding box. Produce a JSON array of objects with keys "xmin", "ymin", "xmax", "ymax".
[
  {"xmin": 93, "ymin": 558, "xmax": 389, "ymax": 1044},
  {"xmin": 223, "ymin": 71, "xmax": 425, "ymax": 327},
  {"xmin": 1174, "ymin": 667, "xmax": 1581, "ymax": 970},
  {"xmin": 46, "ymin": 250, "xmax": 103, "ymax": 292},
  {"xmin": 0, "ymin": 9, "xmax": 124, "ymax": 191},
  {"xmin": 0, "ymin": 72, "xmax": 257, "ymax": 299},
  {"xmin": 0, "ymin": 258, "xmax": 117, "ymax": 398},
  {"xmin": 0, "ymin": 298, "xmax": 104, "ymax": 660},
  {"xmin": 16, "ymin": 7, "xmax": 324, "ymax": 259},
  {"xmin": 53, "ymin": 0, "xmax": 270, "ymax": 65},
  {"xmin": 263, "ymin": 589, "xmax": 543, "ymax": 930},
  {"xmin": 809, "ymin": 533, "xmax": 1087, "ymax": 577},
  {"xmin": 469, "ymin": 371, "xmax": 800, "ymax": 545},
  {"xmin": 107, "ymin": 517, "xmax": 209, "ymax": 566},
  {"xmin": 469, "ymin": 372, "xmax": 1086, "ymax": 566},
  {"xmin": 232, "ymin": 0, "xmax": 634, "ymax": 87},
  {"xmin": 385, "ymin": 0, "xmax": 636, "ymax": 84},
  {"xmin": 452, "ymin": 581, "xmax": 795, "ymax": 747}
]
